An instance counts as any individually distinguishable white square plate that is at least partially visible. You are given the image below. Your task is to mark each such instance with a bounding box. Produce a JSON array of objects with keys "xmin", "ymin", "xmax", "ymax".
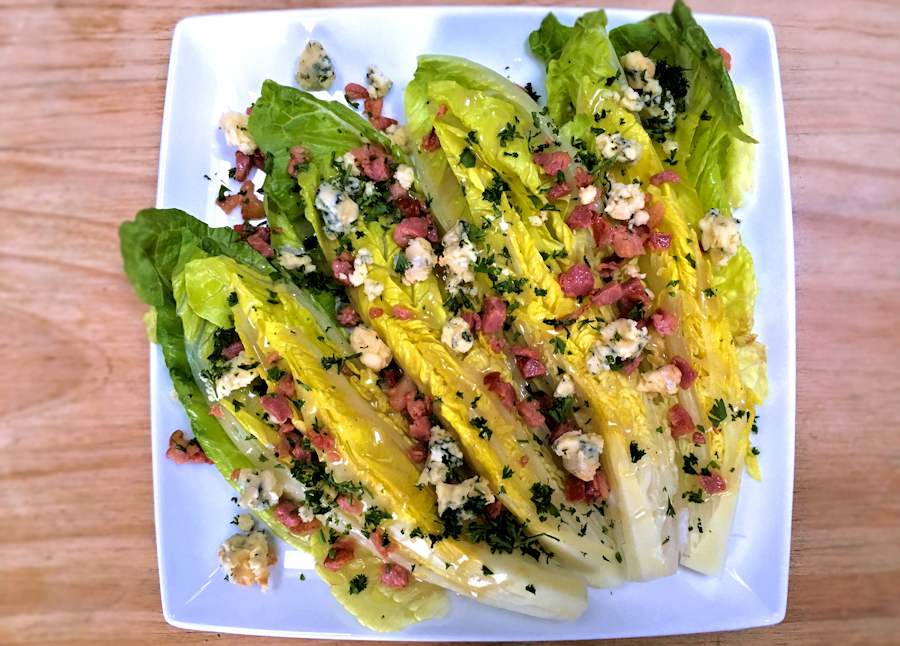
[{"xmin": 151, "ymin": 5, "xmax": 795, "ymax": 640}]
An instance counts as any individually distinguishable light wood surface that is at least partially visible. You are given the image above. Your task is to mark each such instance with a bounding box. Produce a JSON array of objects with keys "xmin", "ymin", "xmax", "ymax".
[{"xmin": 2, "ymin": 0, "xmax": 899, "ymax": 644}]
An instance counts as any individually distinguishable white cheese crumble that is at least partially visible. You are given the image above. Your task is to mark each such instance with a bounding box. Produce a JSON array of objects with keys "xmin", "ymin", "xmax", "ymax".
[
  {"xmin": 296, "ymin": 41, "xmax": 335, "ymax": 90},
  {"xmin": 236, "ymin": 513, "xmax": 255, "ymax": 532},
  {"xmin": 315, "ymin": 183, "xmax": 359, "ymax": 236},
  {"xmin": 586, "ymin": 318, "xmax": 649, "ymax": 374},
  {"xmin": 278, "ymin": 249, "xmax": 316, "ymax": 273},
  {"xmin": 604, "ymin": 180, "xmax": 650, "ymax": 227},
  {"xmin": 441, "ymin": 316, "xmax": 475, "ymax": 354},
  {"xmin": 438, "ymin": 221, "xmax": 477, "ymax": 293},
  {"xmin": 529, "ymin": 210, "xmax": 550, "ymax": 227},
  {"xmin": 595, "ymin": 132, "xmax": 642, "ymax": 164},
  {"xmin": 554, "ymin": 373, "xmax": 575, "ymax": 399},
  {"xmin": 418, "ymin": 425, "xmax": 465, "ymax": 487},
  {"xmin": 394, "ymin": 164, "xmax": 415, "ymax": 190},
  {"xmin": 385, "ymin": 124, "xmax": 409, "ymax": 148},
  {"xmin": 218, "ymin": 530, "xmax": 275, "ymax": 589},
  {"xmin": 339, "ymin": 151, "xmax": 361, "ymax": 176},
  {"xmin": 350, "ymin": 325, "xmax": 392, "ymax": 371},
  {"xmin": 363, "ymin": 278, "xmax": 384, "ymax": 302},
  {"xmin": 698, "ymin": 208, "xmax": 741, "ymax": 265},
  {"xmin": 553, "ymin": 430, "xmax": 604, "ymax": 482},
  {"xmin": 435, "ymin": 477, "xmax": 495, "ymax": 517},
  {"xmin": 366, "ymin": 65, "xmax": 393, "ymax": 98},
  {"xmin": 403, "ymin": 237, "xmax": 437, "ymax": 285},
  {"xmin": 637, "ymin": 364, "xmax": 683, "ymax": 395},
  {"xmin": 348, "ymin": 248, "xmax": 372, "ymax": 287},
  {"xmin": 213, "ymin": 352, "xmax": 258, "ymax": 400},
  {"xmin": 236, "ymin": 469, "xmax": 283, "ymax": 510},
  {"xmin": 620, "ymin": 51, "xmax": 656, "ymax": 90},
  {"xmin": 579, "ymin": 184, "xmax": 598, "ymax": 205},
  {"xmin": 219, "ymin": 111, "xmax": 256, "ymax": 154}
]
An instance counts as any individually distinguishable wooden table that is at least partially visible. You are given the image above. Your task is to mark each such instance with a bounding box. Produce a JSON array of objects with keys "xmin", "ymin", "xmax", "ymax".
[{"xmin": 2, "ymin": 0, "xmax": 898, "ymax": 644}]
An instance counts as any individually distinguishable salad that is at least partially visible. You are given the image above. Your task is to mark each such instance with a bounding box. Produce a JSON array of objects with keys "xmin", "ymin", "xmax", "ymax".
[{"xmin": 121, "ymin": 1, "xmax": 767, "ymax": 631}]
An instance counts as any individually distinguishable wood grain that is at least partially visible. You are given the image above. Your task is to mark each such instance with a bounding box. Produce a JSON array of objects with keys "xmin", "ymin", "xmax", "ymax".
[{"xmin": 1, "ymin": 0, "xmax": 898, "ymax": 644}]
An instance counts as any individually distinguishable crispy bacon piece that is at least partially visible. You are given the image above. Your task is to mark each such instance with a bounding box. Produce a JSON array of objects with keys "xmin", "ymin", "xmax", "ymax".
[
  {"xmin": 287, "ymin": 146, "xmax": 309, "ymax": 177},
  {"xmin": 533, "ymin": 151, "xmax": 571, "ymax": 175},
  {"xmin": 558, "ymin": 263, "xmax": 595, "ymax": 298},
  {"xmin": 393, "ymin": 217, "xmax": 431, "ymax": 248},
  {"xmin": 699, "ymin": 471, "xmax": 727, "ymax": 494},
  {"xmin": 591, "ymin": 282, "xmax": 624, "ymax": 307},
  {"xmin": 668, "ymin": 404, "xmax": 695, "ymax": 439},
  {"xmin": 484, "ymin": 371, "xmax": 517, "ymax": 409},
  {"xmin": 331, "ymin": 251, "xmax": 354, "ymax": 285},
  {"xmin": 480, "ymin": 297, "xmax": 507, "ymax": 334},
  {"xmin": 165, "ymin": 430, "xmax": 212, "ymax": 464},
  {"xmin": 650, "ymin": 309, "xmax": 678, "ymax": 336},
  {"xmin": 717, "ymin": 47, "xmax": 732, "ymax": 71},
  {"xmin": 379, "ymin": 563, "xmax": 411, "ymax": 588},
  {"xmin": 566, "ymin": 204, "xmax": 594, "ymax": 230},
  {"xmin": 344, "ymin": 82, "xmax": 369, "ymax": 100},
  {"xmin": 337, "ymin": 495, "xmax": 363, "ymax": 515},
  {"xmin": 421, "ymin": 128, "xmax": 440, "ymax": 152},
  {"xmin": 392, "ymin": 305, "xmax": 414, "ymax": 320},
  {"xmin": 610, "ymin": 225, "xmax": 645, "ymax": 258},
  {"xmin": 511, "ymin": 346, "xmax": 546, "ymax": 379},
  {"xmin": 574, "ymin": 166, "xmax": 593, "ymax": 188},
  {"xmin": 671, "ymin": 356, "xmax": 698, "ymax": 389},
  {"xmin": 337, "ymin": 304, "xmax": 361, "ymax": 328},
  {"xmin": 516, "ymin": 399, "xmax": 545, "ymax": 428},
  {"xmin": 650, "ymin": 170, "xmax": 681, "ymax": 186},
  {"xmin": 274, "ymin": 501, "xmax": 320, "ymax": 535},
  {"xmin": 646, "ymin": 231, "xmax": 672, "ymax": 252},
  {"xmin": 323, "ymin": 537, "xmax": 355, "ymax": 571},
  {"xmin": 260, "ymin": 395, "xmax": 291, "ymax": 424},
  {"xmin": 351, "ymin": 144, "xmax": 391, "ymax": 181},
  {"xmin": 584, "ymin": 470, "xmax": 610, "ymax": 502},
  {"xmin": 221, "ymin": 340, "xmax": 244, "ymax": 360},
  {"xmin": 546, "ymin": 182, "xmax": 572, "ymax": 200}
]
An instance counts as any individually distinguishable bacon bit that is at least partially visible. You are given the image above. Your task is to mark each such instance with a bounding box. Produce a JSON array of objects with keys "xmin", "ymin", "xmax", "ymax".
[
  {"xmin": 484, "ymin": 372, "xmax": 517, "ymax": 409},
  {"xmin": 584, "ymin": 470, "xmax": 610, "ymax": 503},
  {"xmin": 484, "ymin": 500, "xmax": 503, "ymax": 520},
  {"xmin": 646, "ymin": 231, "xmax": 672, "ymax": 252},
  {"xmin": 488, "ymin": 335, "xmax": 505, "ymax": 353},
  {"xmin": 369, "ymin": 306, "xmax": 384, "ymax": 318},
  {"xmin": 406, "ymin": 396, "xmax": 431, "ymax": 420},
  {"xmin": 291, "ymin": 443, "xmax": 313, "ymax": 462},
  {"xmin": 351, "ymin": 144, "xmax": 391, "ymax": 181},
  {"xmin": 558, "ymin": 263, "xmax": 595, "ymax": 298},
  {"xmin": 392, "ymin": 305, "xmax": 414, "ymax": 320},
  {"xmin": 621, "ymin": 277, "xmax": 651, "ymax": 308},
  {"xmin": 511, "ymin": 345, "xmax": 546, "ymax": 379},
  {"xmin": 260, "ymin": 395, "xmax": 291, "ymax": 424},
  {"xmin": 386, "ymin": 375, "xmax": 417, "ymax": 412},
  {"xmin": 549, "ymin": 422, "xmax": 577, "ymax": 445},
  {"xmin": 323, "ymin": 537, "xmax": 355, "ymax": 571},
  {"xmin": 408, "ymin": 442, "xmax": 428, "ymax": 463},
  {"xmin": 337, "ymin": 304, "xmax": 361, "ymax": 328},
  {"xmin": 566, "ymin": 204, "xmax": 594, "ymax": 230},
  {"xmin": 331, "ymin": 251, "xmax": 355, "ymax": 285},
  {"xmin": 460, "ymin": 311, "xmax": 481, "ymax": 333},
  {"xmin": 699, "ymin": 471, "xmax": 728, "ymax": 494},
  {"xmin": 650, "ymin": 309, "xmax": 678, "ymax": 336},
  {"xmin": 274, "ymin": 501, "xmax": 321, "ymax": 535},
  {"xmin": 692, "ymin": 430, "xmax": 706, "ymax": 445},
  {"xmin": 564, "ymin": 475, "xmax": 586, "ymax": 502},
  {"xmin": 671, "ymin": 356, "xmax": 698, "ymax": 389},
  {"xmin": 233, "ymin": 150, "xmax": 253, "ymax": 182},
  {"xmin": 516, "ymin": 399, "xmax": 545, "ymax": 428},
  {"xmin": 337, "ymin": 496, "xmax": 363, "ymax": 515},
  {"xmin": 533, "ymin": 151, "xmax": 571, "ymax": 176},
  {"xmin": 395, "ymin": 196, "xmax": 431, "ymax": 222},
  {"xmin": 650, "ymin": 170, "xmax": 682, "ymax": 187},
  {"xmin": 308, "ymin": 429, "xmax": 336, "ymax": 453},
  {"xmin": 435, "ymin": 103, "xmax": 448, "ymax": 118},
  {"xmin": 379, "ymin": 563, "xmax": 411, "ymax": 588},
  {"xmin": 274, "ymin": 436, "xmax": 292, "ymax": 460},
  {"xmin": 278, "ymin": 420, "xmax": 296, "ymax": 435},
  {"xmin": 244, "ymin": 231, "xmax": 273, "ymax": 258},
  {"xmin": 276, "ymin": 376, "xmax": 296, "ymax": 399},
  {"xmin": 420, "ymin": 128, "xmax": 441, "ymax": 152},
  {"xmin": 344, "ymin": 82, "xmax": 369, "ymax": 101},
  {"xmin": 264, "ymin": 351, "xmax": 281, "ymax": 366},
  {"xmin": 621, "ymin": 353, "xmax": 642, "ymax": 376},
  {"xmin": 363, "ymin": 96, "xmax": 383, "ymax": 119},
  {"xmin": 610, "ymin": 225, "xmax": 645, "ymax": 258},
  {"xmin": 574, "ymin": 166, "xmax": 593, "ymax": 188},
  {"xmin": 480, "ymin": 297, "xmax": 507, "ymax": 334},
  {"xmin": 408, "ymin": 415, "xmax": 432, "ymax": 442},
  {"xmin": 717, "ymin": 47, "xmax": 732, "ymax": 72},
  {"xmin": 547, "ymin": 182, "xmax": 572, "ymax": 201},
  {"xmin": 668, "ymin": 404, "xmax": 695, "ymax": 438},
  {"xmin": 287, "ymin": 146, "xmax": 310, "ymax": 178},
  {"xmin": 209, "ymin": 404, "xmax": 224, "ymax": 418},
  {"xmin": 221, "ymin": 340, "xmax": 244, "ymax": 360},
  {"xmin": 646, "ymin": 200, "xmax": 666, "ymax": 228},
  {"xmin": 591, "ymin": 214, "xmax": 612, "ymax": 247},
  {"xmin": 519, "ymin": 455, "xmax": 529, "ymax": 466},
  {"xmin": 370, "ymin": 115, "xmax": 398, "ymax": 131},
  {"xmin": 165, "ymin": 430, "xmax": 213, "ymax": 464},
  {"xmin": 370, "ymin": 529, "xmax": 394, "ymax": 558},
  {"xmin": 393, "ymin": 217, "xmax": 431, "ymax": 248},
  {"xmin": 591, "ymin": 282, "xmax": 624, "ymax": 307},
  {"xmin": 230, "ymin": 468, "xmax": 241, "ymax": 481}
]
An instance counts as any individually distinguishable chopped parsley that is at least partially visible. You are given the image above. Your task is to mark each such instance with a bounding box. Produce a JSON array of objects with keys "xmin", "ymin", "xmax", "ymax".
[
  {"xmin": 629, "ymin": 441, "xmax": 646, "ymax": 463},
  {"xmin": 348, "ymin": 574, "xmax": 368, "ymax": 595},
  {"xmin": 459, "ymin": 147, "xmax": 477, "ymax": 168},
  {"xmin": 708, "ymin": 398, "xmax": 727, "ymax": 427},
  {"xmin": 529, "ymin": 483, "xmax": 559, "ymax": 518}
]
